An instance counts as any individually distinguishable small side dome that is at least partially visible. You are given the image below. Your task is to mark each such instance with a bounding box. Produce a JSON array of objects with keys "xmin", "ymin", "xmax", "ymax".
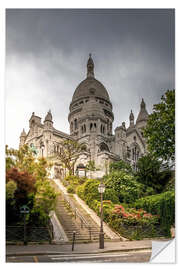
[
  {"xmin": 20, "ymin": 128, "xmax": 26, "ymax": 137},
  {"xmin": 44, "ymin": 110, "xmax": 53, "ymax": 122},
  {"xmin": 136, "ymin": 99, "xmax": 149, "ymax": 124}
]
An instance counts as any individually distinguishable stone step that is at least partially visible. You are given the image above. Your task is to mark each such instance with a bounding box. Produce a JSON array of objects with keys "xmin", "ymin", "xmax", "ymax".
[{"xmin": 52, "ymin": 181, "xmax": 111, "ymax": 242}]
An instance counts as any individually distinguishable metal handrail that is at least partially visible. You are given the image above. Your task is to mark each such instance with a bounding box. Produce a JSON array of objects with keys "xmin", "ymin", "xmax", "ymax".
[{"xmin": 60, "ymin": 190, "xmax": 92, "ymax": 239}]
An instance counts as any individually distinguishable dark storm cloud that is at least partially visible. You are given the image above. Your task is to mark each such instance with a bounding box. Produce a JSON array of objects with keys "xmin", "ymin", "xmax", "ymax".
[{"xmin": 6, "ymin": 9, "xmax": 175, "ymax": 148}]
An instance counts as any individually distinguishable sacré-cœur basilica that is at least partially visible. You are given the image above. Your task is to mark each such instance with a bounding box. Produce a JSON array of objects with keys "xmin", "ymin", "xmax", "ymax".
[{"xmin": 19, "ymin": 55, "xmax": 149, "ymax": 178}]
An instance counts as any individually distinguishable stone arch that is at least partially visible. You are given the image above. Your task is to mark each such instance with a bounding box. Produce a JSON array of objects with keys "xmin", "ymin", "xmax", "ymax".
[
  {"xmin": 99, "ymin": 142, "xmax": 110, "ymax": 152},
  {"xmin": 81, "ymin": 144, "xmax": 87, "ymax": 151}
]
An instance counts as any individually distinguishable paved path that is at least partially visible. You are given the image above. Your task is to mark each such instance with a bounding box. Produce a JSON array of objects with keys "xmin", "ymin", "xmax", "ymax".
[{"xmin": 6, "ymin": 239, "xmax": 152, "ymax": 256}]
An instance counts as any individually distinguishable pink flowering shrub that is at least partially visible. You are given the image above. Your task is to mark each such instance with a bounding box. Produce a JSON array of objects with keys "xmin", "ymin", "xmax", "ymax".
[{"xmin": 112, "ymin": 204, "xmax": 159, "ymax": 226}]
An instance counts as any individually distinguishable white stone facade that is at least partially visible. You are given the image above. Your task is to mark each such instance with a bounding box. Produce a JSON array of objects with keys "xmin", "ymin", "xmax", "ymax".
[{"xmin": 20, "ymin": 55, "xmax": 149, "ymax": 178}]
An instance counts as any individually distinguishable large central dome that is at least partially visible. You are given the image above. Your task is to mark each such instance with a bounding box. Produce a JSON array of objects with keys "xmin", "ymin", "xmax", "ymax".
[
  {"xmin": 71, "ymin": 54, "xmax": 110, "ymax": 103},
  {"xmin": 72, "ymin": 77, "xmax": 110, "ymax": 102},
  {"xmin": 68, "ymin": 55, "xmax": 114, "ymax": 139}
]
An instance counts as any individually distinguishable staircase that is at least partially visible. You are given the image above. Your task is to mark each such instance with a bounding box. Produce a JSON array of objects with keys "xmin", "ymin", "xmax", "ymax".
[{"xmin": 53, "ymin": 181, "xmax": 109, "ymax": 242}]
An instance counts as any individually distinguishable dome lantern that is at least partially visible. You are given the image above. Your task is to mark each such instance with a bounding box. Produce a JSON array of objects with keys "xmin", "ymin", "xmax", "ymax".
[
  {"xmin": 129, "ymin": 110, "xmax": 134, "ymax": 127},
  {"xmin": 87, "ymin": 53, "xmax": 94, "ymax": 78}
]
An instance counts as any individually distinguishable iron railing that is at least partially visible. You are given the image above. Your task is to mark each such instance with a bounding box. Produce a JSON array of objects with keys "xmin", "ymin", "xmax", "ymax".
[
  {"xmin": 116, "ymin": 224, "xmax": 166, "ymax": 240},
  {"xmin": 6, "ymin": 224, "xmax": 53, "ymax": 243},
  {"xmin": 60, "ymin": 191, "xmax": 92, "ymax": 240}
]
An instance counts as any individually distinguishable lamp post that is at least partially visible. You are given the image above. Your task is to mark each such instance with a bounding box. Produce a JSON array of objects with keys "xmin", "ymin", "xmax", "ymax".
[
  {"xmin": 40, "ymin": 143, "xmax": 45, "ymax": 157},
  {"xmin": 98, "ymin": 181, "xmax": 105, "ymax": 249}
]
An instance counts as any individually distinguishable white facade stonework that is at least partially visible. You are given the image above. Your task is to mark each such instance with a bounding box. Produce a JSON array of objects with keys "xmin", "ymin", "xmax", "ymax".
[{"xmin": 20, "ymin": 55, "xmax": 149, "ymax": 178}]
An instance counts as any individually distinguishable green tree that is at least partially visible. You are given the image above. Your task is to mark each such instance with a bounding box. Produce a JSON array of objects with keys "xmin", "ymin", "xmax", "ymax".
[
  {"xmin": 6, "ymin": 145, "xmax": 56, "ymax": 226},
  {"xmin": 86, "ymin": 160, "xmax": 99, "ymax": 178},
  {"xmin": 6, "ymin": 144, "xmax": 51, "ymax": 181},
  {"xmin": 135, "ymin": 154, "xmax": 162, "ymax": 192},
  {"xmin": 105, "ymin": 171, "xmax": 144, "ymax": 203},
  {"xmin": 6, "ymin": 180, "xmax": 17, "ymax": 200},
  {"xmin": 31, "ymin": 179, "xmax": 58, "ymax": 224},
  {"xmin": 144, "ymin": 90, "xmax": 175, "ymax": 163},
  {"xmin": 55, "ymin": 139, "xmax": 85, "ymax": 175},
  {"xmin": 109, "ymin": 160, "xmax": 133, "ymax": 174}
]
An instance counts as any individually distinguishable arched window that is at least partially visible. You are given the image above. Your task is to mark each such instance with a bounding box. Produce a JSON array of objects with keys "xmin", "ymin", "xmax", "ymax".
[
  {"xmin": 127, "ymin": 146, "xmax": 131, "ymax": 158},
  {"xmin": 131, "ymin": 145, "xmax": 140, "ymax": 163},
  {"xmin": 81, "ymin": 144, "xmax": 87, "ymax": 151},
  {"xmin": 74, "ymin": 119, "xmax": 78, "ymax": 130},
  {"xmin": 90, "ymin": 123, "xmax": 93, "ymax": 131},
  {"xmin": 99, "ymin": 142, "xmax": 110, "ymax": 152},
  {"xmin": 70, "ymin": 122, "xmax": 73, "ymax": 132}
]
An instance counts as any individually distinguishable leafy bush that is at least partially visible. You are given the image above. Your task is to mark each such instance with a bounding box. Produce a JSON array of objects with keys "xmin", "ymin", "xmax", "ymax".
[
  {"xmin": 105, "ymin": 171, "xmax": 144, "ymax": 203},
  {"xmin": 134, "ymin": 191, "xmax": 175, "ymax": 236},
  {"xmin": 163, "ymin": 175, "xmax": 175, "ymax": 192},
  {"xmin": 83, "ymin": 179, "xmax": 100, "ymax": 205},
  {"xmin": 76, "ymin": 185, "xmax": 85, "ymax": 200},
  {"xmin": 77, "ymin": 176, "xmax": 87, "ymax": 185},
  {"xmin": 103, "ymin": 188, "xmax": 119, "ymax": 204},
  {"xmin": 99, "ymin": 203, "xmax": 161, "ymax": 240},
  {"xmin": 6, "ymin": 180, "xmax": 17, "ymax": 200},
  {"xmin": 67, "ymin": 185, "xmax": 76, "ymax": 194},
  {"xmin": 61, "ymin": 179, "xmax": 70, "ymax": 187},
  {"xmin": 65, "ymin": 175, "xmax": 80, "ymax": 185}
]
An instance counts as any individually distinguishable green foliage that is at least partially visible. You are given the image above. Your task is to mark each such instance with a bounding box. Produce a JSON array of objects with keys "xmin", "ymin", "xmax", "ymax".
[
  {"xmin": 67, "ymin": 185, "xmax": 76, "ymax": 194},
  {"xmin": 54, "ymin": 139, "xmax": 85, "ymax": 175},
  {"xmin": 6, "ymin": 180, "xmax": 17, "ymax": 200},
  {"xmin": 65, "ymin": 175, "xmax": 80, "ymax": 185},
  {"xmin": 86, "ymin": 160, "xmax": 97, "ymax": 172},
  {"xmin": 109, "ymin": 160, "xmax": 133, "ymax": 174},
  {"xmin": 33, "ymin": 179, "xmax": 58, "ymax": 215},
  {"xmin": 105, "ymin": 171, "xmax": 144, "ymax": 203},
  {"xmin": 135, "ymin": 154, "xmax": 161, "ymax": 191},
  {"xmin": 103, "ymin": 188, "xmax": 119, "ymax": 204},
  {"xmin": 83, "ymin": 179, "xmax": 100, "ymax": 205},
  {"xmin": 163, "ymin": 173, "xmax": 175, "ymax": 192},
  {"xmin": 6, "ymin": 144, "xmax": 51, "ymax": 181},
  {"xmin": 134, "ymin": 191, "xmax": 175, "ymax": 236},
  {"xmin": 76, "ymin": 185, "xmax": 85, "ymax": 200},
  {"xmin": 86, "ymin": 160, "xmax": 99, "ymax": 177},
  {"xmin": 144, "ymin": 90, "xmax": 175, "ymax": 162},
  {"xmin": 136, "ymin": 154, "xmax": 172, "ymax": 192},
  {"xmin": 6, "ymin": 145, "xmax": 56, "ymax": 226}
]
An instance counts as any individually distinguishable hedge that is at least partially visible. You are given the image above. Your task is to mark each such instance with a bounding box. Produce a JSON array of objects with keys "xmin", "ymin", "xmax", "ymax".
[{"xmin": 134, "ymin": 191, "xmax": 175, "ymax": 236}]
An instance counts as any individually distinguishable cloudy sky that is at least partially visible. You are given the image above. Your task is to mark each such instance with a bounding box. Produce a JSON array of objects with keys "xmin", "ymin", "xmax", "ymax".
[{"xmin": 6, "ymin": 9, "xmax": 175, "ymax": 149}]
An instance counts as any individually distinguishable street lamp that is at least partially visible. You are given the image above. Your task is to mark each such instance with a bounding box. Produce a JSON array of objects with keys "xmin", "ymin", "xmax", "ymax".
[
  {"xmin": 98, "ymin": 181, "xmax": 105, "ymax": 249},
  {"xmin": 40, "ymin": 143, "xmax": 45, "ymax": 157}
]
